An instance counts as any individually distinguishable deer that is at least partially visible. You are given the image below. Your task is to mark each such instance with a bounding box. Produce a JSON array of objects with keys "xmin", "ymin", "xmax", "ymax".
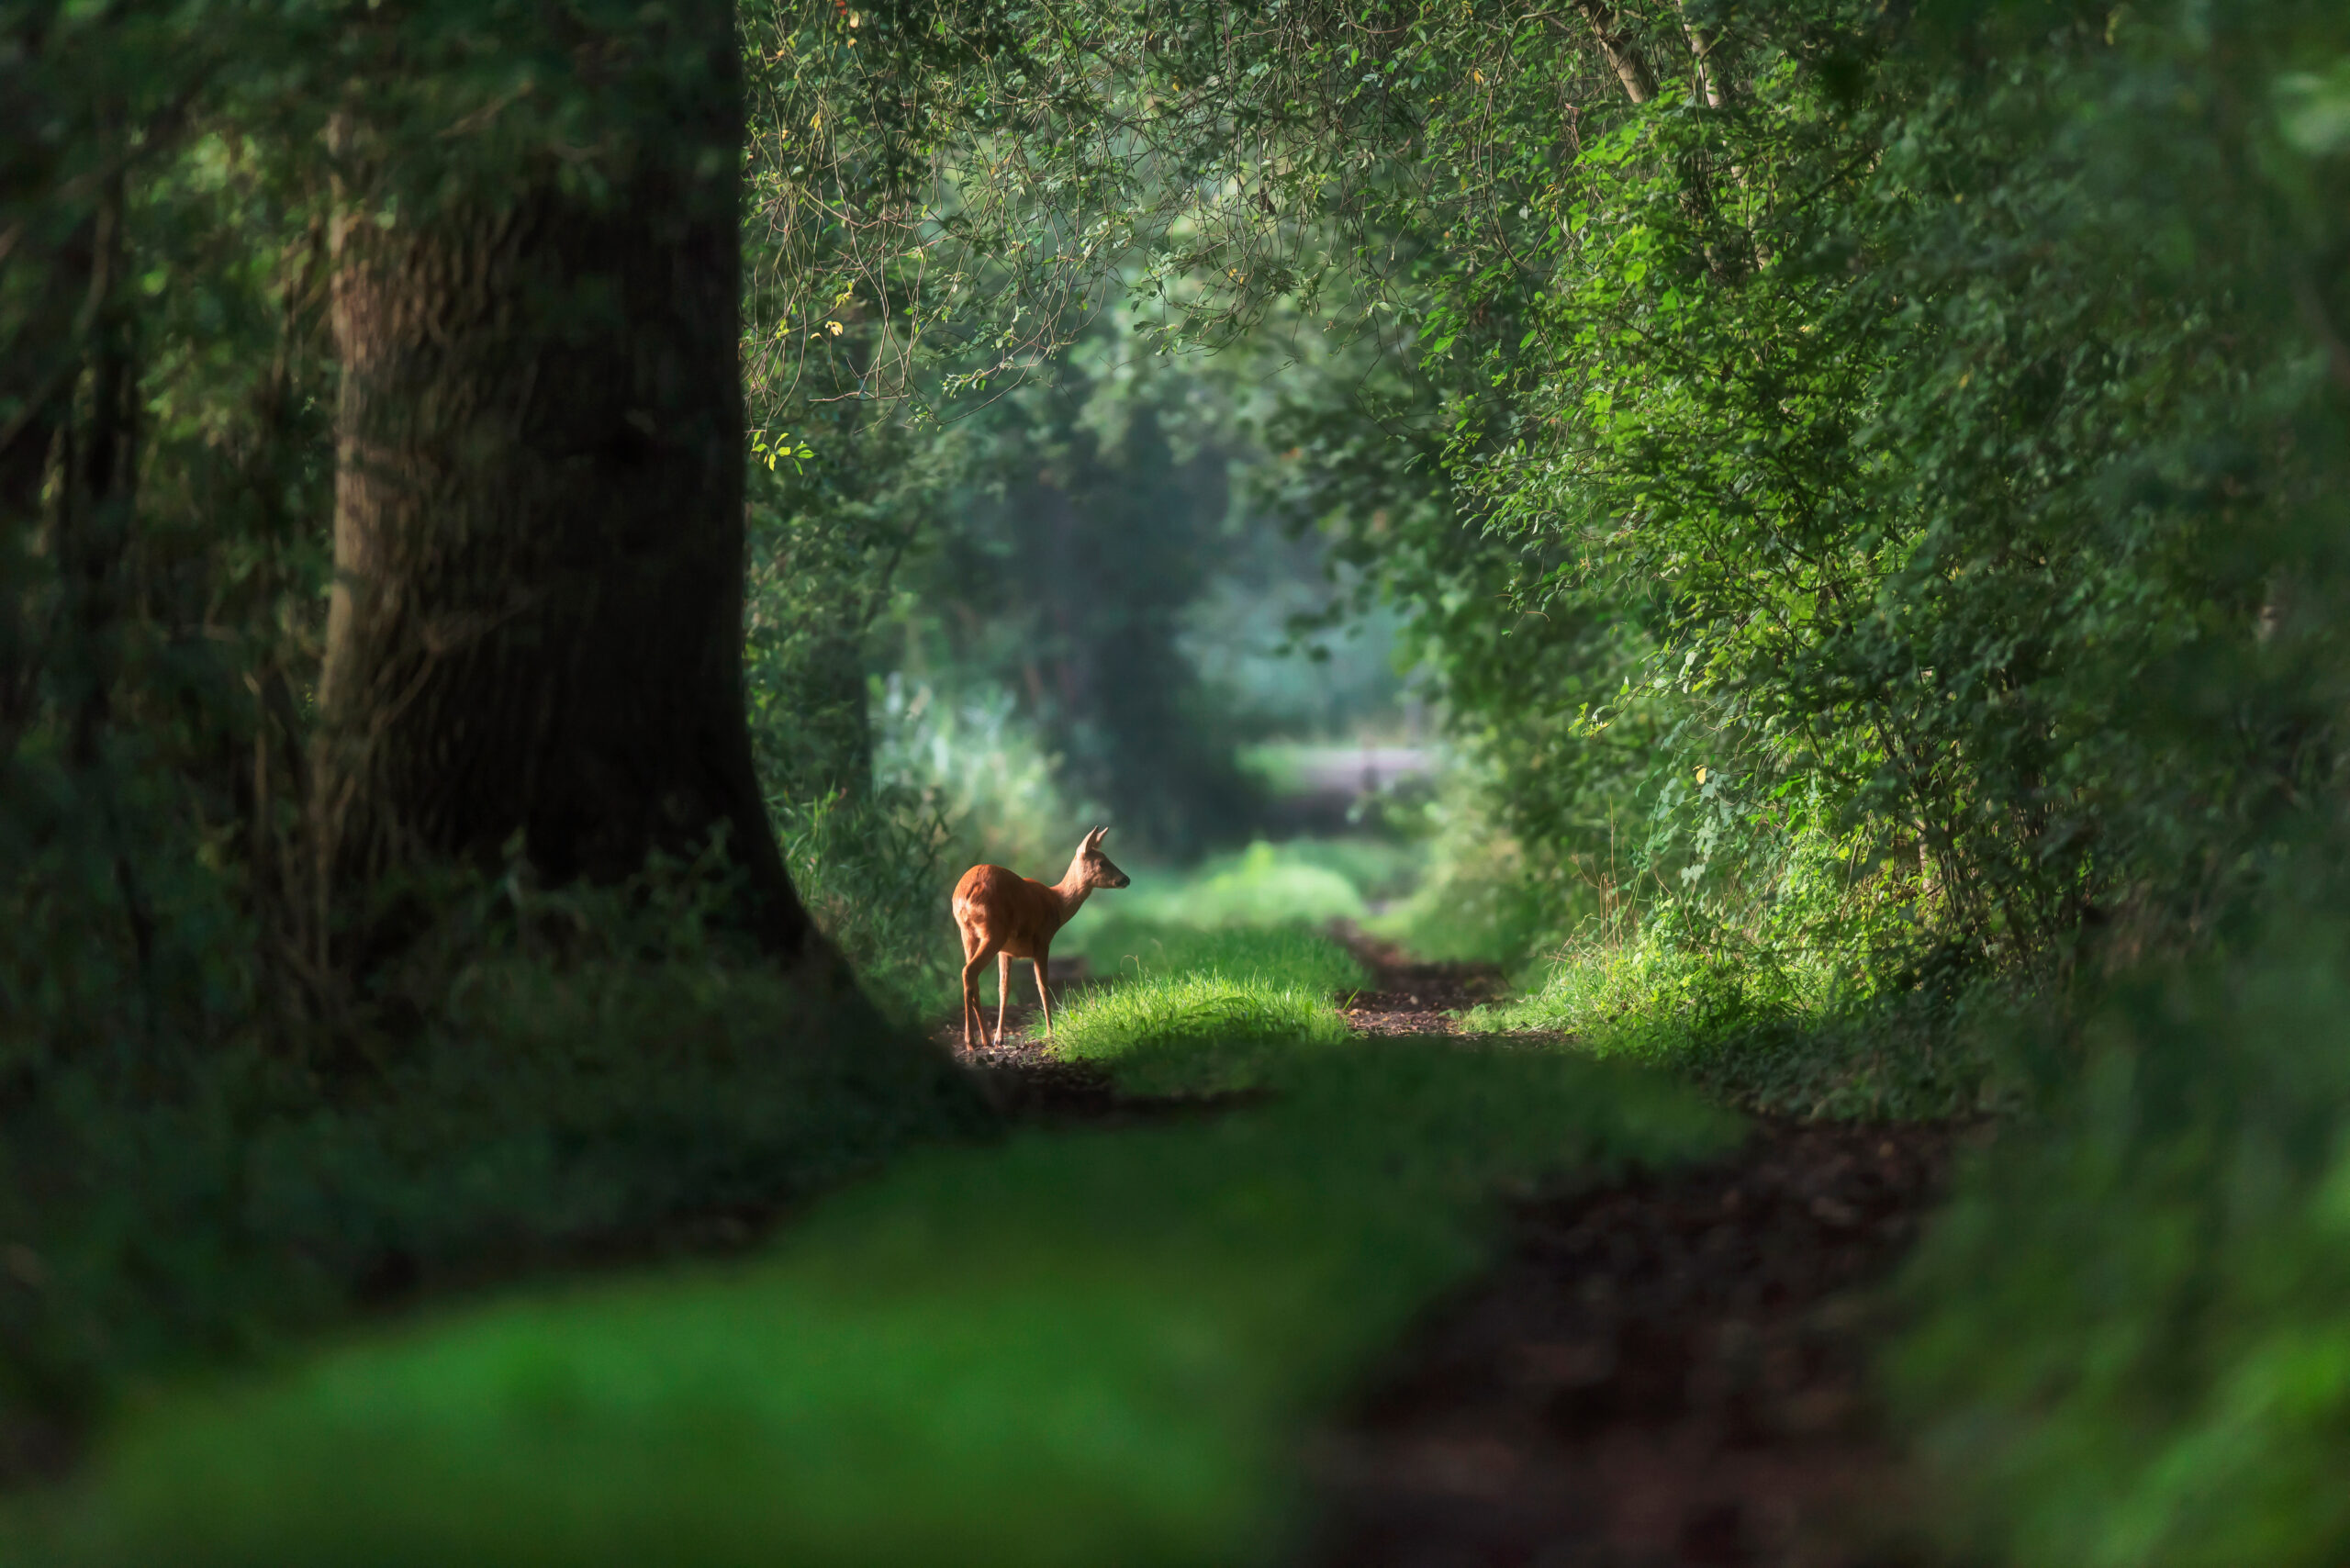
[{"xmin": 953, "ymin": 826, "xmax": 1130, "ymax": 1054}]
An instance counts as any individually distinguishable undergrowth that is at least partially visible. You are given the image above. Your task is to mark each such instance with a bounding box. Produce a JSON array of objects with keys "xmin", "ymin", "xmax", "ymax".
[
  {"xmin": 1471, "ymin": 913, "xmax": 2012, "ymax": 1120},
  {"xmin": 773, "ymin": 788, "xmax": 962, "ymax": 1020},
  {"xmin": 1892, "ymin": 912, "xmax": 2350, "ymax": 1568},
  {"xmin": 0, "ymin": 865, "xmax": 988, "ymax": 1448}
]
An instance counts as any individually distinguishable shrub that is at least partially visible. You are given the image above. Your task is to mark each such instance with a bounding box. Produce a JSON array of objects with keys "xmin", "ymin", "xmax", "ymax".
[
  {"xmin": 773, "ymin": 788, "xmax": 961, "ymax": 1020},
  {"xmin": 1892, "ymin": 915, "xmax": 2350, "ymax": 1568},
  {"xmin": 1472, "ymin": 907, "xmax": 2009, "ymax": 1120}
]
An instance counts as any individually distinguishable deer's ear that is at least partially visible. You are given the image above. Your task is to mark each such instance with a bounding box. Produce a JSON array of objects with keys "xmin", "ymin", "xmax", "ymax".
[{"xmin": 1085, "ymin": 826, "xmax": 1107, "ymax": 849}]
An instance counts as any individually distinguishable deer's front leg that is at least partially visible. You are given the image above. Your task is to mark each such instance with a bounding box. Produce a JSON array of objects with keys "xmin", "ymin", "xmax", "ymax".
[{"xmin": 1033, "ymin": 949, "xmax": 1054, "ymax": 1038}]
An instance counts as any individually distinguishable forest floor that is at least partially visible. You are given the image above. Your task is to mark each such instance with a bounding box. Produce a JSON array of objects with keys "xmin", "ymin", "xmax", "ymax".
[{"xmin": 963, "ymin": 938, "xmax": 1963, "ymax": 1568}]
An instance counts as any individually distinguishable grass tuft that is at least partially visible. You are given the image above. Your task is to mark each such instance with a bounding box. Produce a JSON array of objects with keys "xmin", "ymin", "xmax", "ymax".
[
  {"xmin": 1073, "ymin": 919, "xmax": 1370, "ymax": 995},
  {"xmin": 1049, "ymin": 923, "xmax": 1369, "ymax": 1097}
]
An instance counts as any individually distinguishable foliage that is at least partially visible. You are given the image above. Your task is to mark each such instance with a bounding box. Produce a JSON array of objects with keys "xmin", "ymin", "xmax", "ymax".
[
  {"xmin": 1367, "ymin": 766, "xmax": 1600, "ymax": 970},
  {"xmin": 15, "ymin": 1045, "xmax": 1734, "ymax": 1568},
  {"xmin": 1472, "ymin": 905, "xmax": 2010, "ymax": 1120},
  {"xmin": 1871, "ymin": 6, "xmax": 2350, "ymax": 1562},
  {"xmin": 871, "ymin": 674, "xmax": 1083, "ymax": 871},
  {"xmin": 894, "ymin": 0, "xmax": 2337, "ymax": 991},
  {"xmin": 771, "ymin": 787, "xmax": 963, "ymax": 1018},
  {"xmin": 1068, "ymin": 840, "xmax": 1384, "ymax": 935},
  {"xmin": 893, "ymin": 337, "xmax": 1262, "ymax": 856},
  {"xmin": 1893, "ymin": 913, "xmax": 2350, "ymax": 1568}
]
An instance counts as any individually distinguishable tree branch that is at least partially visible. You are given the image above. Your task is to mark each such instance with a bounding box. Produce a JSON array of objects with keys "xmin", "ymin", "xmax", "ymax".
[{"xmin": 1573, "ymin": 0, "xmax": 1656, "ymax": 105}]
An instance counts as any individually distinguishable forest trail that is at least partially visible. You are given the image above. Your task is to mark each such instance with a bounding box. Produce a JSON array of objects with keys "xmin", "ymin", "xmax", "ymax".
[
  {"xmin": 1302, "ymin": 1115, "xmax": 1959, "ymax": 1568},
  {"xmin": 960, "ymin": 936, "xmax": 1964, "ymax": 1568}
]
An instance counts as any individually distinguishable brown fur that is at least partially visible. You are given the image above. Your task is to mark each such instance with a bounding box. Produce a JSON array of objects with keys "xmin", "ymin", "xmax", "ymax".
[{"xmin": 953, "ymin": 826, "xmax": 1130, "ymax": 1053}]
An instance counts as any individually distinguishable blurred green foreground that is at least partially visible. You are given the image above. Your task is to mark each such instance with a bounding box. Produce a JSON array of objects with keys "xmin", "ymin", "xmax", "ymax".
[{"xmin": 10, "ymin": 926, "xmax": 1733, "ymax": 1568}]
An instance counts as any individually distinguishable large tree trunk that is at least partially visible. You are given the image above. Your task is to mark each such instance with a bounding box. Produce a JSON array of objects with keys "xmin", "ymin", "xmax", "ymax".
[{"xmin": 315, "ymin": 3, "xmax": 819, "ymax": 961}]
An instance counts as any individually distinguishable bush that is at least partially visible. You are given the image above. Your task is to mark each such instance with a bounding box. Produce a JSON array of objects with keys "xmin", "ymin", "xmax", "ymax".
[
  {"xmin": 872, "ymin": 676, "xmax": 1091, "ymax": 876},
  {"xmin": 1472, "ymin": 909, "xmax": 2009, "ymax": 1120},
  {"xmin": 773, "ymin": 788, "xmax": 961, "ymax": 1020},
  {"xmin": 1365, "ymin": 762, "xmax": 1612, "ymax": 974},
  {"xmin": 1891, "ymin": 915, "xmax": 2350, "ymax": 1568}
]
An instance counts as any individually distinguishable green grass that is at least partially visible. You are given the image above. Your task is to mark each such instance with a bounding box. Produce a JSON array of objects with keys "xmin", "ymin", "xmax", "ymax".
[
  {"xmin": 1050, "ymin": 923, "xmax": 1368, "ymax": 1096},
  {"xmin": 1044, "ymin": 843, "xmax": 1404, "ymax": 1102},
  {"xmin": 8, "ymin": 872, "xmax": 1751, "ymax": 1568},
  {"xmin": 1074, "ymin": 919, "xmax": 1371, "ymax": 995},
  {"xmin": 17, "ymin": 1046, "xmax": 1737, "ymax": 1568},
  {"xmin": 1888, "ymin": 917, "xmax": 2350, "ymax": 1568},
  {"xmin": 1467, "ymin": 926, "xmax": 2009, "ymax": 1120}
]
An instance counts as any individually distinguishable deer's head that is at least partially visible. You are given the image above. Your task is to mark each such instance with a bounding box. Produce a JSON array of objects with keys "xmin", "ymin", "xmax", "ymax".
[{"xmin": 1072, "ymin": 826, "xmax": 1131, "ymax": 890}]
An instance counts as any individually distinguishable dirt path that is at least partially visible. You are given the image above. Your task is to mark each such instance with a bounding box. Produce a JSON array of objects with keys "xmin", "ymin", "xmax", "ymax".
[
  {"xmin": 1333, "ymin": 927, "xmax": 1507, "ymax": 1036},
  {"xmin": 1298, "ymin": 1117, "xmax": 1954, "ymax": 1568},
  {"xmin": 1308, "ymin": 942, "xmax": 1959, "ymax": 1568},
  {"xmin": 954, "ymin": 935, "xmax": 1962, "ymax": 1565}
]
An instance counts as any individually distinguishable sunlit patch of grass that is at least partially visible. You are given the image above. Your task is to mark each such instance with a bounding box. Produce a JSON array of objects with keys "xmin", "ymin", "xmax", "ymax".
[
  {"xmin": 1048, "ymin": 923, "xmax": 1368, "ymax": 1096},
  {"xmin": 1051, "ymin": 973, "xmax": 1354, "ymax": 1097},
  {"xmin": 1076, "ymin": 920, "xmax": 1370, "ymax": 995},
  {"xmin": 18, "ymin": 1047, "xmax": 1738, "ymax": 1568},
  {"xmin": 1468, "ymin": 928, "xmax": 2009, "ymax": 1120}
]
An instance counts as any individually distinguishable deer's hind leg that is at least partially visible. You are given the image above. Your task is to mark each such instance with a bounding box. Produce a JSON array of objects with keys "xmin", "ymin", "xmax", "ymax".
[
  {"xmin": 958, "ymin": 927, "xmax": 994, "ymax": 1055},
  {"xmin": 1033, "ymin": 949, "xmax": 1055, "ymax": 1038},
  {"xmin": 994, "ymin": 951, "xmax": 1014, "ymax": 1048}
]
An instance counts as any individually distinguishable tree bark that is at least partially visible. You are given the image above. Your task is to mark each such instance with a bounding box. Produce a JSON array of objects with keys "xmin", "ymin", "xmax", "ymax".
[
  {"xmin": 315, "ymin": 3, "xmax": 820, "ymax": 961},
  {"xmin": 1682, "ymin": 6, "xmax": 1726, "ymax": 109},
  {"xmin": 1573, "ymin": 0, "xmax": 1657, "ymax": 105}
]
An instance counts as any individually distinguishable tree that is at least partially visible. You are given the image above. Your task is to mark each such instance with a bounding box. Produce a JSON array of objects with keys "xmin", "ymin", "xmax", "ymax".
[{"xmin": 310, "ymin": 0, "xmax": 822, "ymax": 962}]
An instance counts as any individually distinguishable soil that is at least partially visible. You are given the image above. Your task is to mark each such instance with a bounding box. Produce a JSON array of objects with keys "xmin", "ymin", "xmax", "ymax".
[
  {"xmin": 1298, "ymin": 1116, "xmax": 1959, "ymax": 1568},
  {"xmin": 1334, "ymin": 925, "xmax": 1509, "ymax": 1036}
]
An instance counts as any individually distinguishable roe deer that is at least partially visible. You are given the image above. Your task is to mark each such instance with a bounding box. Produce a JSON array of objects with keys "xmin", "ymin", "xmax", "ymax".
[{"xmin": 953, "ymin": 826, "xmax": 1130, "ymax": 1054}]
